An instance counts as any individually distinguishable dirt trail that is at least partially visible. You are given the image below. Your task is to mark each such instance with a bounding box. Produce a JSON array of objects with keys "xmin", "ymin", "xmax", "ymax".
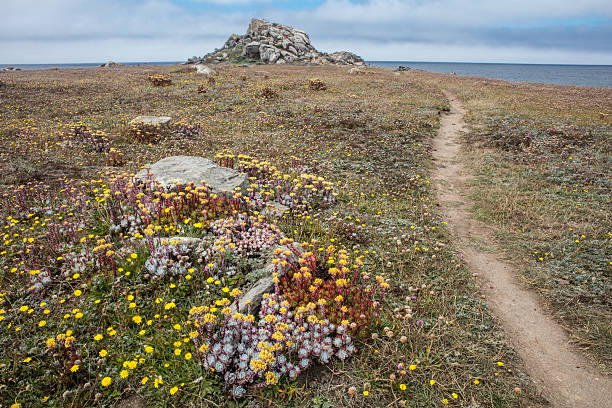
[{"xmin": 432, "ymin": 92, "xmax": 612, "ymax": 408}]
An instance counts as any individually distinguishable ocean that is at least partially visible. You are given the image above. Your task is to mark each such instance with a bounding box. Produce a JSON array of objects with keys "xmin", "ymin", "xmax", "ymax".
[
  {"xmin": 369, "ymin": 61, "xmax": 612, "ymax": 88},
  {"xmin": 1, "ymin": 61, "xmax": 611, "ymax": 88}
]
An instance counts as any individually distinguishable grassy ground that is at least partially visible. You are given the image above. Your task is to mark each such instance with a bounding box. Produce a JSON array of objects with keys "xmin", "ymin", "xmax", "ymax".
[
  {"xmin": 1, "ymin": 65, "xmax": 542, "ymax": 407},
  {"xmin": 419, "ymin": 73, "xmax": 611, "ymax": 373}
]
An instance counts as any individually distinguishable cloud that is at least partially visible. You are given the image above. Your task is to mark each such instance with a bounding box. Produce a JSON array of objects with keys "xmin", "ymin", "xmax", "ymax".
[{"xmin": 0, "ymin": 0, "xmax": 611, "ymax": 64}]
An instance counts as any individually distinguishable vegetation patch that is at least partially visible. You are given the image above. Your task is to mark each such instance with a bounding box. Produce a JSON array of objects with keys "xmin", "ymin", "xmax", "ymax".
[{"xmin": 0, "ymin": 65, "xmax": 540, "ymax": 407}]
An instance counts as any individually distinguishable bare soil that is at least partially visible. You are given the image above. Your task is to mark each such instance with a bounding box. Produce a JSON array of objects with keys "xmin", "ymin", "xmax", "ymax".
[{"xmin": 432, "ymin": 91, "xmax": 612, "ymax": 408}]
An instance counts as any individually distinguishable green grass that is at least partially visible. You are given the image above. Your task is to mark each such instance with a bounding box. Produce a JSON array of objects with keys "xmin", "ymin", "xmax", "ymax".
[{"xmin": 434, "ymin": 77, "xmax": 612, "ymax": 373}]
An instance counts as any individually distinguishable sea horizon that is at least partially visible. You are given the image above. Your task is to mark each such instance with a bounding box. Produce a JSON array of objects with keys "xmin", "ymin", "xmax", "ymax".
[{"xmin": 2, "ymin": 60, "xmax": 611, "ymax": 88}]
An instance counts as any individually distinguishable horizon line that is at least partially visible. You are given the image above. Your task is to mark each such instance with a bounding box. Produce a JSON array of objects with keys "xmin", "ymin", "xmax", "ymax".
[{"xmin": 2, "ymin": 60, "xmax": 612, "ymax": 67}]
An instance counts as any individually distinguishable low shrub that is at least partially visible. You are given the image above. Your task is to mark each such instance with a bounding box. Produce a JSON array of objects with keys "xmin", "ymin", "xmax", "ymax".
[
  {"xmin": 259, "ymin": 86, "xmax": 277, "ymax": 100},
  {"xmin": 276, "ymin": 240, "xmax": 386, "ymax": 336},
  {"xmin": 105, "ymin": 175, "xmax": 244, "ymax": 238},
  {"xmin": 308, "ymin": 78, "xmax": 327, "ymax": 91},
  {"xmin": 172, "ymin": 122, "xmax": 202, "ymax": 139},
  {"xmin": 189, "ymin": 291, "xmax": 356, "ymax": 398},
  {"xmin": 148, "ymin": 74, "xmax": 172, "ymax": 86},
  {"xmin": 215, "ymin": 153, "xmax": 337, "ymax": 210},
  {"xmin": 61, "ymin": 123, "xmax": 110, "ymax": 152},
  {"xmin": 127, "ymin": 122, "xmax": 162, "ymax": 144},
  {"xmin": 105, "ymin": 148, "xmax": 125, "ymax": 166}
]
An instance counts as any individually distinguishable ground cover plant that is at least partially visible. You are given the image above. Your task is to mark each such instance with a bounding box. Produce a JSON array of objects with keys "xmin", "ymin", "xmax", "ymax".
[
  {"xmin": 425, "ymin": 74, "xmax": 612, "ymax": 372},
  {"xmin": 0, "ymin": 65, "xmax": 542, "ymax": 407}
]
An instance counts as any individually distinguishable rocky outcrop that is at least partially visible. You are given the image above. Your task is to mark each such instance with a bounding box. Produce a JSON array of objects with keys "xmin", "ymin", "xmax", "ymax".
[
  {"xmin": 100, "ymin": 61, "xmax": 121, "ymax": 67},
  {"xmin": 187, "ymin": 18, "xmax": 364, "ymax": 66},
  {"xmin": 135, "ymin": 156, "xmax": 249, "ymax": 193}
]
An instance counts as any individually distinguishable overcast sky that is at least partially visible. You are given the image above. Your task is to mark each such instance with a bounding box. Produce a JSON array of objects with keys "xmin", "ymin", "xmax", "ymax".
[{"xmin": 1, "ymin": 0, "xmax": 611, "ymax": 64}]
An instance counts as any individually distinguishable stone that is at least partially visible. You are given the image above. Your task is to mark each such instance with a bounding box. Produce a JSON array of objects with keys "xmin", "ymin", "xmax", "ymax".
[
  {"xmin": 186, "ymin": 17, "xmax": 364, "ymax": 66},
  {"xmin": 223, "ymin": 34, "xmax": 242, "ymax": 49},
  {"xmin": 233, "ymin": 274, "xmax": 275, "ymax": 314},
  {"xmin": 100, "ymin": 61, "xmax": 121, "ymax": 67},
  {"xmin": 243, "ymin": 41, "xmax": 261, "ymax": 58},
  {"xmin": 280, "ymin": 50, "xmax": 297, "ymax": 62},
  {"xmin": 231, "ymin": 244, "xmax": 297, "ymax": 313},
  {"xmin": 261, "ymin": 202, "xmax": 289, "ymax": 218},
  {"xmin": 131, "ymin": 236, "xmax": 202, "ymax": 250},
  {"xmin": 194, "ymin": 64, "xmax": 216, "ymax": 77},
  {"xmin": 130, "ymin": 116, "xmax": 172, "ymax": 126},
  {"xmin": 327, "ymin": 51, "xmax": 365, "ymax": 65},
  {"xmin": 259, "ymin": 44, "xmax": 281, "ymax": 64},
  {"xmin": 558, "ymin": 278, "xmax": 570, "ymax": 285},
  {"xmin": 348, "ymin": 67, "xmax": 365, "ymax": 75},
  {"xmin": 154, "ymin": 236, "xmax": 202, "ymax": 247},
  {"xmin": 135, "ymin": 156, "xmax": 249, "ymax": 193}
]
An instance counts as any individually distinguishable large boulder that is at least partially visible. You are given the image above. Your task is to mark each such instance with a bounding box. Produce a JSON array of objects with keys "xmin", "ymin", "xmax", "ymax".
[
  {"xmin": 135, "ymin": 156, "xmax": 249, "ymax": 193},
  {"xmin": 242, "ymin": 41, "xmax": 261, "ymax": 58},
  {"xmin": 194, "ymin": 64, "xmax": 216, "ymax": 77},
  {"xmin": 260, "ymin": 44, "xmax": 281, "ymax": 64},
  {"xmin": 187, "ymin": 18, "xmax": 364, "ymax": 66}
]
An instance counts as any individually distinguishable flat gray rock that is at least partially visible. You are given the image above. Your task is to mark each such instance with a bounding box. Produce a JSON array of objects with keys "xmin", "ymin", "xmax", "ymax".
[
  {"xmin": 136, "ymin": 156, "xmax": 249, "ymax": 193},
  {"xmin": 130, "ymin": 116, "xmax": 172, "ymax": 126}
]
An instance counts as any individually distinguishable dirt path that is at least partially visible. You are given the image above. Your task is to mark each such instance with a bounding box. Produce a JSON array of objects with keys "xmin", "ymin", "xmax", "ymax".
[{"xmin": 432, "ymin": 92, "xmax": 612, "ymax": 408}]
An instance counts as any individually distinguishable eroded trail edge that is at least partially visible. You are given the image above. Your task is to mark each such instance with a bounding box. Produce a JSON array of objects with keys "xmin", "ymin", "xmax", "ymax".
[{"xmin": 432, "ymin": 92, "xmax": 612, "ymax": 408}]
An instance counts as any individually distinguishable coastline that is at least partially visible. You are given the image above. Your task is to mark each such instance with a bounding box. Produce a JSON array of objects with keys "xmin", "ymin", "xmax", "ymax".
[{"xmin": 1, "ymin": 61, "xmax": 611, "ymax": 87}]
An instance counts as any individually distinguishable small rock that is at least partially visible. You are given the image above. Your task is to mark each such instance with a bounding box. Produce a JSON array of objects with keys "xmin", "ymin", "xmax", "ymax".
[
  {"xmin": 233, "ymin": 274, "xmax": 276, "ymax": 314},
  {"xmin": 261, "ymin": 202, "xmax": 288, "ymax": 218},
  {"xmin": 130, "ymin": 116, "xmax": 172, "ymax": 126},
  {"xmin": 231, "ymin": 245, "xmax": 297, "ymax": 313},
  {"xmin": 131, "ymin": 236, "xmax": 202, "ymax": 248}
]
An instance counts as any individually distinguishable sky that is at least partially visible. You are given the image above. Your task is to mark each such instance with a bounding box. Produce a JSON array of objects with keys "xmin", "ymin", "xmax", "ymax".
[{"xmin": 1, "ymin": 0, "xmax": 611, "ymax": 64}]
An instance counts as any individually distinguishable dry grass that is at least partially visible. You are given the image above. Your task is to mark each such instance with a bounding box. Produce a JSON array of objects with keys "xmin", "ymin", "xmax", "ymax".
[
  {"xmin": 0, "ymin": 65, "xmax": 542, "ymax": 407},
  {"xmin": 410, "ymin": 70, "xmax": 612, "ymax": 373}
]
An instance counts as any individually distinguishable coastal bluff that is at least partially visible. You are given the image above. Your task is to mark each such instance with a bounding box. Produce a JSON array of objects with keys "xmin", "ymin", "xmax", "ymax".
[{"xmin": 187, "ymin": 18, "xmax": 364, "ymax": 66}]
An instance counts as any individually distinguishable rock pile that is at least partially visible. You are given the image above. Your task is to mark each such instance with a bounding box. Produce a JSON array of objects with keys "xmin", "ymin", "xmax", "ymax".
[{"xmin": 187, "ymin": 18, "xmax": 364, "ymax": 66}]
